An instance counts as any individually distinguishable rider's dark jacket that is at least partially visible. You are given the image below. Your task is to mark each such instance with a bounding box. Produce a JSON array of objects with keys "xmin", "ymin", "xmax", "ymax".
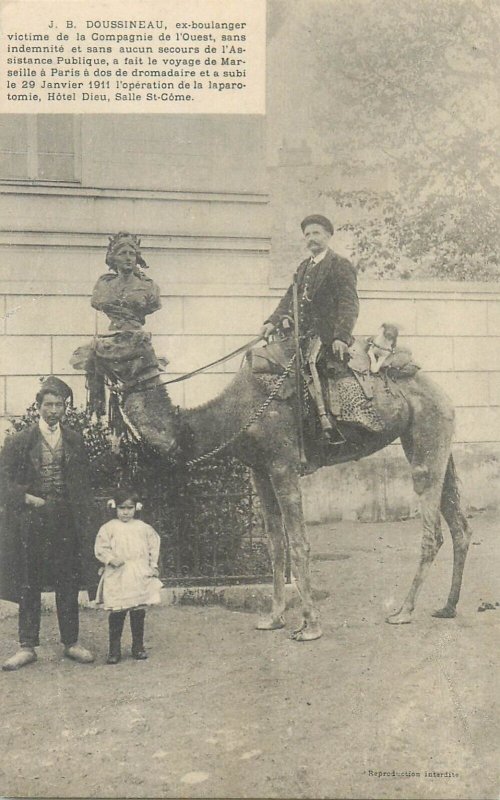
[{"xmin": 265, "ymin": 249, "xmax": 359, "ymax": 346}]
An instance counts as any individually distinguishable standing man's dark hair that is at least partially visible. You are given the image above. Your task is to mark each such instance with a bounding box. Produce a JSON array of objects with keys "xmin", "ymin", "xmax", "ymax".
[{"xmin": 0, "ymin": 376, "xmax": 97, "ymax": 671}]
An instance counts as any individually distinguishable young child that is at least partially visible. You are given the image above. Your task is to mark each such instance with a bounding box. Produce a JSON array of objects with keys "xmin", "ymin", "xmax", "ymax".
[
  {"xmin": 95, "ymin": 488, "xmax": 163, "ymax": 664},
  {"xmin": 367, "ymin": 323, "xmax": 399, "ymax": 373}
]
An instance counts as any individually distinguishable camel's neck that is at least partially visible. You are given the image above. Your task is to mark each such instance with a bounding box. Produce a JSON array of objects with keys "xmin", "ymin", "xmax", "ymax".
[
  {"xmin": 123, "ymin": 369, "xmax": 265, "ymax": 461},
  {"xmin": 182, "ymin": 372, "xmax": 257, "ymax": 457}
]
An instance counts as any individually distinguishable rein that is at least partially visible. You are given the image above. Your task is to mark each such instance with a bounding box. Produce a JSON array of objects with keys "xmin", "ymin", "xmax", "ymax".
[
  {"xmin": 113, "ymin": 352, "xmax": 296, "ymax": 469},
  {"xmin": 108, "ymin": 336, "xmax": 263, "ymax": 400},
  {"xmin": 160, "ymin": 335, "xmax": 263, "ymax": 387},
  {"xmin": 184, "ymin": 355, "xmax": 296, "ymax": 467}
]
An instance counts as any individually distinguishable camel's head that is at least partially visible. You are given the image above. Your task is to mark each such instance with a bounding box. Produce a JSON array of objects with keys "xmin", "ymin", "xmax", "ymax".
[
  {"xmin": 122, "ymin": 385, "xmax": 187, "ymax": 461},
  {"xmin": 71, "ymin": 337, "xmax": 186, "ymax": 459}
]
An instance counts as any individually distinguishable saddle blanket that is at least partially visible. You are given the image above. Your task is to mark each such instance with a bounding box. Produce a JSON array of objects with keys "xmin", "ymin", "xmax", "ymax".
[{"xmin": 248, "ymin": 336, "xmax": 417, "ymax": 433}]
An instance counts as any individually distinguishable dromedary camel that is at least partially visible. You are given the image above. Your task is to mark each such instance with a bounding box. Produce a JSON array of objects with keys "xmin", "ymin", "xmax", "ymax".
[{"xmin": 90, "ymin": 343, "xmax": 471, "ymax": 642}]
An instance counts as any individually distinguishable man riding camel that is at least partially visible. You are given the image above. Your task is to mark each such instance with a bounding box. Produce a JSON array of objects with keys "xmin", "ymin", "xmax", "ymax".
[{"xmin": 259, "ymin": 214, "xmax": 359, "ymax": 433}]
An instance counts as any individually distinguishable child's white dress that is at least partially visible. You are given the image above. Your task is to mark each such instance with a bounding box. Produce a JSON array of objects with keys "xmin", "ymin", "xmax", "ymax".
[{"xmin": 95, "ymin": 519, "xmax": 163, "ymax": 611}]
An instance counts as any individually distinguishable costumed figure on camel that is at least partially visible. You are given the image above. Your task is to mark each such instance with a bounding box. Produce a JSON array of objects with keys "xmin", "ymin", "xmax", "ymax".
[{"xmin": 71, "ymin": 232, "xmax": 164, "ymax": 421}]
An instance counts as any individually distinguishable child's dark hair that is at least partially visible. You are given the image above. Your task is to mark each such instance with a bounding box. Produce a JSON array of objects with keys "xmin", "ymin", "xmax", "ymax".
[
  {"xmin": 381, "ymin": 323, "xmax": 399, "ymax": 346},
  {"xmin": 108, "ymin": 486, "xmax": 142, "ymax": 514}
]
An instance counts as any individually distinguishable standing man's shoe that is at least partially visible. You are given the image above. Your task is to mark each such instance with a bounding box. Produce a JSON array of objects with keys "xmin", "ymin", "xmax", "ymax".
[
  {"xmin": 2, "ymin": 647, "xmax": 37, "ymax": 671},
  {"xmin": 106, "ymin": 643, "xmax": 121, "ymax": 665},
  {"xmin": 63, "ymin": 643, "xmax": 94, "ymax": 663}
]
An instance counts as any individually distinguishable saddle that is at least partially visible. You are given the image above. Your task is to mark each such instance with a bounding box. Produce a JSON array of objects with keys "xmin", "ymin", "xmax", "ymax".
[
  {"xmin": 246, "ymin": 338, "xmax": 296, "ymax": 399},
  {"xmin": 347, "ymin": 337, "xmax": 420, "ymax": 399},
  {"xmin": 248, "ymin": 335, "xmax": 419, "ymax": 435}
]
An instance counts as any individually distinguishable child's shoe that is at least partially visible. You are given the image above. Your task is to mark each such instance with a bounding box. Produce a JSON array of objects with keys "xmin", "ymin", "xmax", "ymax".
[{"xmin": 132, "ymin": 647, "xmax": 148, "ymax": 660}]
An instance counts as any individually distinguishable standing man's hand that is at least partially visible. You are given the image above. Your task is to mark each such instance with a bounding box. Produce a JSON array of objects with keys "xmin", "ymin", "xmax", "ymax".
[
  {"xmin": 259, "ymin": 322, "xmax": 276, "ymax": 340},
  {"xmin": 332, "ymin": 339, "xmax": 349, "ymax": 361},
  {"xmin": 25, "ymin": 494, "xmax": 46, "ymax": 508}
]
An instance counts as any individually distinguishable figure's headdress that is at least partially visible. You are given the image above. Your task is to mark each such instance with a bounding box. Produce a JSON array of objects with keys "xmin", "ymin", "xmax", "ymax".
[{"xmin": 105, "ymin": 232, "xmax": 148, "ymax": 271}]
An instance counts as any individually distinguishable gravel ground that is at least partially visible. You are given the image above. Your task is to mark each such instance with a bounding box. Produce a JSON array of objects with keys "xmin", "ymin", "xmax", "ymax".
[{"xmin": 0, "ymin": 510, "xmax": 498, "ymax": 799}]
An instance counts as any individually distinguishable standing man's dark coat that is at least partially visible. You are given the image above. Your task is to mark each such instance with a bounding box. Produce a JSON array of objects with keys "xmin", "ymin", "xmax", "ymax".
[{"xmin": 0, "ymin": 424, "xmax": 98, "ymax": 604}]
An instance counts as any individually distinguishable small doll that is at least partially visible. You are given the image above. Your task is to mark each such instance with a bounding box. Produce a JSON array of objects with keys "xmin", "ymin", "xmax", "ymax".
[{"xmin": 367, "ymin": 323, "xmax": 399, "ymax": 374}]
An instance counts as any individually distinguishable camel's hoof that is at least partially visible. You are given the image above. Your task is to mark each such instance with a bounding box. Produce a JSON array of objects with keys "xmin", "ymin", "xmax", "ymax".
[
  {"xmin": 432, "ymin": 606, "xmax": 456, "ymax": 619},
  {"xmin": 386, "ymin": 611, "xmax": 413, "ymax": 625},
  {"xmin": 256, "ymin": 615, "xmax": 285, "ymax": 631},
  {"xmin": 291, "ymin": 624, "xmax": 322, "ymax": 642}
]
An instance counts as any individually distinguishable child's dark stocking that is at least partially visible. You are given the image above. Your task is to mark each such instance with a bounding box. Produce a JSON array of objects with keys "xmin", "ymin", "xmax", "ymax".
[
  {"xmin": 107, "ymin": 610, "xmax": 126, "ymax": 664},
  {"xmin": 130, "ymin": 609, "xmax": 147, "ymax": 659}
]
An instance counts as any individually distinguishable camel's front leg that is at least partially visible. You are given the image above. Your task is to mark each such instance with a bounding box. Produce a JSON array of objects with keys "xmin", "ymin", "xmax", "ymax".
[
  {"xmin": 251, "ymin": 469, "xmax": 286, "ymax": 631},
  {"xmin": 270, "ymin": 463, "xmax": 322, "ymax": 641}
]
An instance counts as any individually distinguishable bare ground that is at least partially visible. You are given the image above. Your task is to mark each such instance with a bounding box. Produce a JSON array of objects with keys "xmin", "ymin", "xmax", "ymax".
[{"xmin": 0, "ymin": 511, "xmax": 498, "ymax": 799}]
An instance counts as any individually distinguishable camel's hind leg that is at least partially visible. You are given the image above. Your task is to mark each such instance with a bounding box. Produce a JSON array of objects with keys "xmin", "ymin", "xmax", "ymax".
[
  {"xmin": 432, "ymin": 456, "xmax": 471, "ymax": 618},
  {"xmin": 251, "ymin": 468, "xmax": 286, "ymax": 631},
  {"xmin": 387, "ymin": 429, "xmax": 449, "ymax": 624},
  {"xmin": 269, "ymin": 462, "xmax": 322, "ymax": 641}
]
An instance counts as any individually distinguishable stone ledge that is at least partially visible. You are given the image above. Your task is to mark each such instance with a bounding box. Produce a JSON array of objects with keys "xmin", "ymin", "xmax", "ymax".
[
  {"xmin": 0, "ymin": 183, "xmax": 269, "ymax": 204},
  {"xmin": 0, "ymin": 584, "xmax": 330, "ymax": 620}
]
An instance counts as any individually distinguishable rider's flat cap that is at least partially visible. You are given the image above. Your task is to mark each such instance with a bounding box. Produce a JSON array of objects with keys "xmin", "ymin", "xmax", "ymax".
[{"xmin": 301, "ymin": 215, "xmax": 334, "ymax": 236}]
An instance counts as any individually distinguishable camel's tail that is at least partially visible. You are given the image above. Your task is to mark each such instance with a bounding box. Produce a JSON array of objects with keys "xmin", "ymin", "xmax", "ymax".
[{"xmin": 440, "ymin": 454, "xmax": 470, "ymax": 533}]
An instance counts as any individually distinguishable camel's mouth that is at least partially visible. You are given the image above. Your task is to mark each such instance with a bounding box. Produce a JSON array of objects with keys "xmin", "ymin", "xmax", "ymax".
[{"xmin": 149, "ymin": 435, "xmax": 179, "ymax": 459}]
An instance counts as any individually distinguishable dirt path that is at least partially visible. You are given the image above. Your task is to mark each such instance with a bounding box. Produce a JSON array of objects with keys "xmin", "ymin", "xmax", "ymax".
[{"xmin": 1, "ymin": 511, "xmax": 498, "ymax": 799}]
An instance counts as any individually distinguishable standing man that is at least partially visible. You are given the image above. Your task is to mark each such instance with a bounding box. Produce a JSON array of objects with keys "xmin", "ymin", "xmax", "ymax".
[
  {"xmin": 0, "ymin": 377, "xmax": 97, "ymax": 671},
  {"xmin": 260, "ymin": 215, "xmax": 359, "ymax": 432}
]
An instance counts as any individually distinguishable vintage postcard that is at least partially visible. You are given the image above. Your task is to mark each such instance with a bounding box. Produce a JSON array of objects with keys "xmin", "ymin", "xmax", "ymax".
[{"xmin": 0, "ymin": 1, "xmax": 498, "ymax": 798}]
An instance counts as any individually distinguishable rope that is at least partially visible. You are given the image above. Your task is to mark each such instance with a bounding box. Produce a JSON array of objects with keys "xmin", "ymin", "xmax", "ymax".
[
  {"xmin": 115, "ymin": 354, "xmax": 296, "ymax": 469},
  {"xmin": 160, "ymin": 335, "xmax": 263, "ymax": 385},
  {"xmin": 184, "ymin": 355, "xmax": 296, "ymax": 467}
]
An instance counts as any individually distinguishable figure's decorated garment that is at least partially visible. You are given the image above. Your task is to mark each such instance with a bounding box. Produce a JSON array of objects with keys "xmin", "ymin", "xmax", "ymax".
[{"xmin": 91, "ymin": 272, "xmax": 161, "ymax": 331}]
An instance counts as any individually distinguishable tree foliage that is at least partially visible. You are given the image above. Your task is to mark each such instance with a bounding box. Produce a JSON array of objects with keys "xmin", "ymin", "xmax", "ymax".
[
  {"xmin": 271, "ymin": 0, "xmax": 500, "ymax": 280},
  {"xmin": 324, "ymin": 188, "xmax": 499, "ymax": 281}
]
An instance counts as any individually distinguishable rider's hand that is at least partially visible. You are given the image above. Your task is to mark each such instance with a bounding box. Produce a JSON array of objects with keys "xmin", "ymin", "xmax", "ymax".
[
  {"xmin": 259, "ymin": 322, "xmax": 276, "ymax": 340},
  {"xmin": 108, "ymin": 557, "xmax": 124, "ymax": 568},
  {"xmin": 25, "ymin": 494, "xmax": 46, "ymax": 508},
  {"xmin": 332, "ymin": 339, "xmax": 349, "ymax": 360}
]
